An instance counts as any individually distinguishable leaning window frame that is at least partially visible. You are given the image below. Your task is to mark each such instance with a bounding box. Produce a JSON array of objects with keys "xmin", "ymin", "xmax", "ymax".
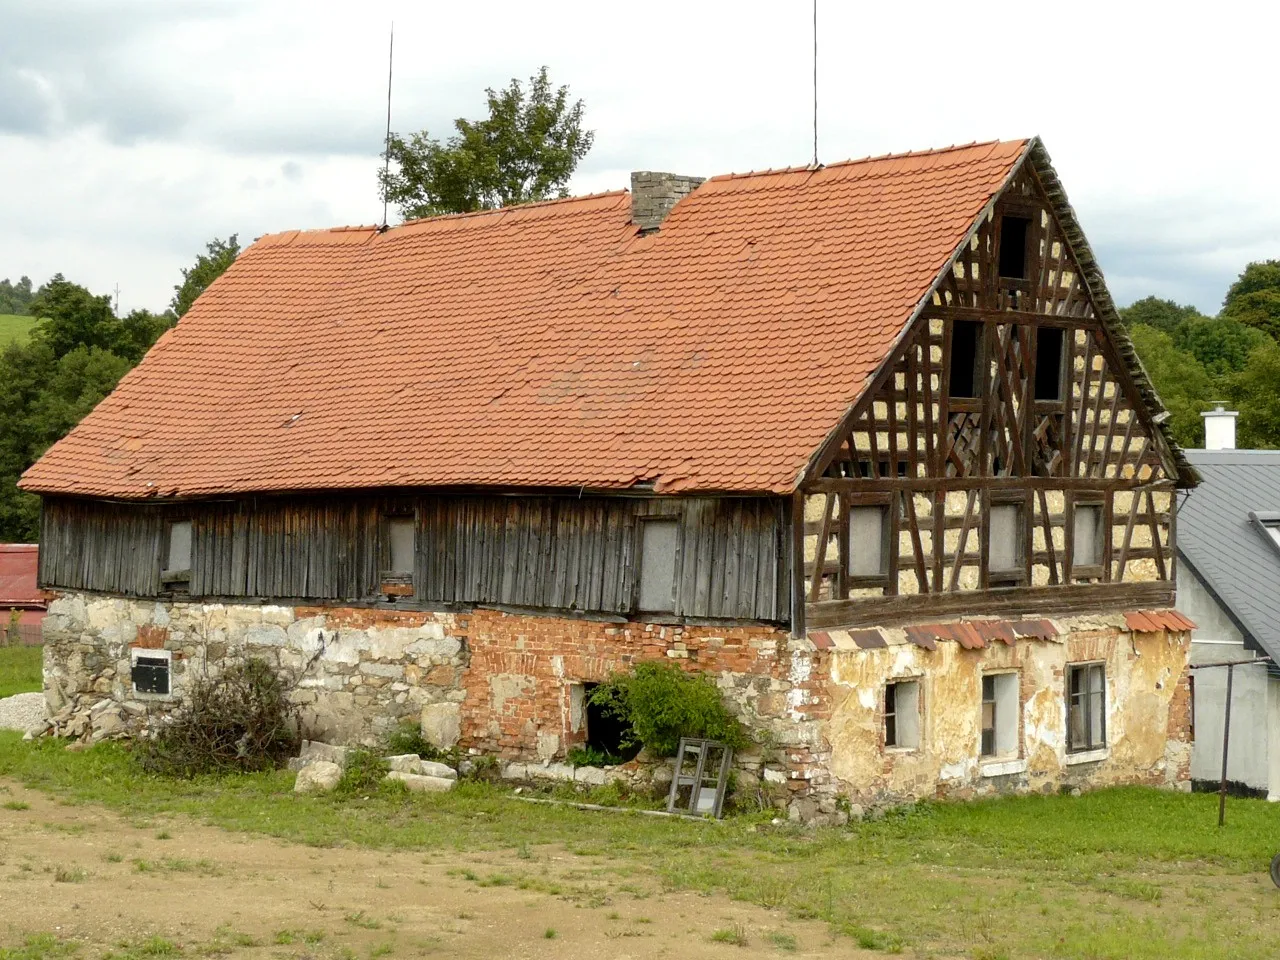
[{"xmin": 1066, "ymin": 661, "xmax": 1108, "ymax": 754}]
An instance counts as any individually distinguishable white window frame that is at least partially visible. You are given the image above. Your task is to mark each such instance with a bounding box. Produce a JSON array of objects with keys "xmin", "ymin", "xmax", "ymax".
[
  {"xmin": 1066, "ymin": 661, "xmax": 1107, "ymax": 754},
  {"xmin": 980, "ymin": 671, "xmax": 1019, "ymax": 759},
  {"xmin": 884, "ymin": 679, "xmax": 922, "ymax": 751}
]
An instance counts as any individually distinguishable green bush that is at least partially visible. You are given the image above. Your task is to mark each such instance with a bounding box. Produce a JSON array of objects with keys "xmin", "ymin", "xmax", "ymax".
[
  {"xmin": 565, "ymin": 745, "xmax": 620, "ymax": 768},
  {"xmin": 335, "ymin": 749, "xmax": 388, "ymax": 796},
  {"xmin": 588, "ymin": 662, "xmax": 746, "ymax": 757},
  {"xmin": 136, "ymin": 658, "xmax": 298, "ymax": 777}
]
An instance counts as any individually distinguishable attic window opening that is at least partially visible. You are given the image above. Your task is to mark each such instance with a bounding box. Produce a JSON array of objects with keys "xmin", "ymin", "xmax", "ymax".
[
  {"xmin": 1034, "ymin": 327, "xmax": 1066, "ymax": 401},
  {"xmin": 848, "ymin": 505, "xmax": 889, "ymax": 579},
  {"xmin": 638, "ymin": 518, "xmax": 679, "ymax": 614},
  {"xmin": 949, "ymin": 320, "xmax": 983, "ymax": 399},
  {"xmin": 988, "ymin": 502, "xmax": 1025, "ymax": 582},
  {"xmin": 998, "ymin": 215, "xmax": 1031, "ymax": 279},
  {"xmin": 381, "ymin": 516, "xmax": 416, "ymax": 598},
  {"xmin": 161, "ymin": 519, "xmax": 192, "ymax": 585},
  {"xmin": 1073, "ymin": 503, "xmax": 1104, "ymax": 569}
]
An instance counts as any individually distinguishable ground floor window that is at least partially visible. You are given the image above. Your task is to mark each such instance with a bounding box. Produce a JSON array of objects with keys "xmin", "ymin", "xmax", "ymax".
[
  {"xmin": 885, "ymin": 680, "xmax": 921, "ymax": 749},
  {"xmin": 131, "ymin": 649, "xmax": 171, "ymax": 697},
  {"xmin": 981, "ymin": 672, "xmax": 1019, "ymax": 757},
  {"xmin": 571, "ymin": 681, "xmax": 641, "ymax": 764},
  {"xmin": 1067, "ymin": 662, "xmax": 1106, "ymax": 752}
]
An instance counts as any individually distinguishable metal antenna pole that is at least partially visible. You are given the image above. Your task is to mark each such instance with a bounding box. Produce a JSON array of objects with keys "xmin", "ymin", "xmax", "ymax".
[
  {"xmin": 376, "ymin": 24, "xmax": 391, "ymax": 227},
  {"xmin": 812, "ymin": 0, "xmax": 818, "ymax": 166}
]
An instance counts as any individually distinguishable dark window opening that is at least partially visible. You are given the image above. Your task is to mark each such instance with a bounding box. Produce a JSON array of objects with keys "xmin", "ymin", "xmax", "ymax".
[
  {"xmin": 583, "ymin": 682, "xmax": 642, "ymax": 763},
  {"xmin": 1034, "ymin": 327, "xmax": 1065, "ymax": 401},
  {"xmin": 949, "ymin": 320, "xmax": 983, "ymax": 399},
  {"xmin": 132, "ymin": 655, "xmax": 170, "ymax": 696},
  {"xmin": 998, "ymin": 215, "xmax": 1031, "ymax": 279},
  {"xmin": 1067, "ymin": 663, "xmax": 1107, "ymax": 753}
]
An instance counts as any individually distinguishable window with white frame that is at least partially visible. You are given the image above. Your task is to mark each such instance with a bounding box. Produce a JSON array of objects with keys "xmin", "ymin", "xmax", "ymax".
[
  {"xmin": 848, "ymin": 505, "xmax": 888, "ymax": 578},
  {"xmin": 980, "ymin": 672, "xmax": 1019, "ymax": 758},
  {"xmin": 1067, "ymin": 663, "xmax": 1107, "ymax": 753},
  {"xmin": 884, "ymin": 680, "xmax": 921, "ymax": 750}
]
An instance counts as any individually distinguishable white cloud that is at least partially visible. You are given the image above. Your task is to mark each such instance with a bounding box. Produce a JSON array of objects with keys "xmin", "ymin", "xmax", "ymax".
[{"xmin": 0, "ymin": 0, "xmax": 1275, "ymax": 315}]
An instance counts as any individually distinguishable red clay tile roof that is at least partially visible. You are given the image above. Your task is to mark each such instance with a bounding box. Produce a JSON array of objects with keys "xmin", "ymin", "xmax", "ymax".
[
  {"xmin": 1125, "ymin": 610, "xmax": 1196, "ymax": 633},
  {"xmin": 20, "ymin": 139, "xmax": 1028, "ymax": 499},
  {"xmin": 0, "ymin": 544, "xmax": 44, "ymax": 608}
]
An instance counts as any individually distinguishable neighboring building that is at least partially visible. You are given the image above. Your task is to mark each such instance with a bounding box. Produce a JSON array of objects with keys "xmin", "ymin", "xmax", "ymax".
[
  {"xmin": 0, "ymin": 544, "xmax": 46, "ymax": 645},
  {"xmin": 20, "ymin": 138, "xmax": 1198, "ymax": 819},
  {"xmin": 1179, "ymin": 407, "xmax": 1280, "ymax": 799}
]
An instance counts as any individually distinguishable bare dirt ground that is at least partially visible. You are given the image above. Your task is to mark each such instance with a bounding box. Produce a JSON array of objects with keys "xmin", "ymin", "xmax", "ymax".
[{"xmin": 0, "ymin": 780, "xmax": 858, "ymax": 959}]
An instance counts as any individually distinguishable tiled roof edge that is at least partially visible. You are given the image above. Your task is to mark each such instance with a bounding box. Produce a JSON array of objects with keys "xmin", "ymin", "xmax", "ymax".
[{"xmin": 1026, "ymin": 139, "xmax": 1200, "ymax": 489}]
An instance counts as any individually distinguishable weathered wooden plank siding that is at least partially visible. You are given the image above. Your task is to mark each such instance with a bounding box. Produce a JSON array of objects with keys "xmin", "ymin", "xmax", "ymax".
[{"xmin": 40, "ymin": 494, "xmax": 789, "ymax": 622}]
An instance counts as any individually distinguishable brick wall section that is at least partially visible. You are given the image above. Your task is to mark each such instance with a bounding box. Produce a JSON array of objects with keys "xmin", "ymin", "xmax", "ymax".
[{"xmin": 455, "ymin": 609, "xmax": 802, "ymax": 763}]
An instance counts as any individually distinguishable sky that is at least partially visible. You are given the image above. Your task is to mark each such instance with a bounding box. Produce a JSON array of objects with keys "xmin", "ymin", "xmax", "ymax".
[{"xmin": 0, "ymin": 0, "xmax": 1275, "ymax": 317}]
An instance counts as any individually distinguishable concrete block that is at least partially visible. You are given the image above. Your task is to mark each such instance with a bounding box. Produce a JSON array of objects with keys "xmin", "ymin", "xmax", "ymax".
[
  {"xmin": 384, "ymin": 754, "xmax": 421, "ymax": 773},
  {"xmin": 294, "ymin": 760, "xmax": 342, "ymax": 793},
  {"xmin": 419, "ymin": 702, "xmax": 460, "ymax": 750},
  {"xmin": 387, "ymin": 771, "xmax": 454, "ymax": 793},
  {"xmin": 418, "ymin": 760, "xmax": 458, "ymax": 780}
]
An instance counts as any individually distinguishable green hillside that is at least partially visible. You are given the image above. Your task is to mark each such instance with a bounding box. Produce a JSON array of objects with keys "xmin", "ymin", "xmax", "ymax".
[{"xmin": 0, "ymin": 313, "xmax": 37, "ymax": 345}]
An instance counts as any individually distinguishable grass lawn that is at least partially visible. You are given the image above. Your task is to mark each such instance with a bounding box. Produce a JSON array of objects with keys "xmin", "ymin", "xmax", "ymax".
[
  {"xmin": 3, "ymin": 733, "xmax": 1280, "ymax": 958},
  {"xmin": 0, "ymin": 313, "xmax": 37, "ymax": 345},
  {"xmin": 0, "ymin": 645, "xmax": 42, "ymax": 698}
]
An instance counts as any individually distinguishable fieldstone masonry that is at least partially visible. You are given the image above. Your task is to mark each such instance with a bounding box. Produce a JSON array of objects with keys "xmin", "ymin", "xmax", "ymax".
[{"xmin": 41, "ymin": 591, "xmax": 1192, "ymax": 822}]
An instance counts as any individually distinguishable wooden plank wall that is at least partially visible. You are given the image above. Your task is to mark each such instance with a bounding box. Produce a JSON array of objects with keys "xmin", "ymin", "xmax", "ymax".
[{"xmin": 39, "ymin": 494, "xmax": 789, "ymax": 623}]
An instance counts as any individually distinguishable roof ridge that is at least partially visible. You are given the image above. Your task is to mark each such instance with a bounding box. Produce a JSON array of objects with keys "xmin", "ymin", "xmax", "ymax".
[
  {"xmin": 707, "ymin": 138, "xmax": 1024, "ymax": 183},
  {"xmin": 397, "ymin": 189, "xmax": 629, "ymax": 228}
]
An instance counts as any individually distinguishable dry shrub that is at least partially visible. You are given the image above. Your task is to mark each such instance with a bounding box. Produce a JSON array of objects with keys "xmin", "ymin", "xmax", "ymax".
[{"xmin": 137, "ymin": 658, "xmax": 299, "ymax": 777}]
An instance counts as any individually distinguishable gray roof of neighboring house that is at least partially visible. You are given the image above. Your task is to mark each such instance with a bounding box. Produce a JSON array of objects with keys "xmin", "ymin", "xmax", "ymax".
[{"xmin": 1178, "ymin": 450, "xmax": 1280, "ymax": 662}]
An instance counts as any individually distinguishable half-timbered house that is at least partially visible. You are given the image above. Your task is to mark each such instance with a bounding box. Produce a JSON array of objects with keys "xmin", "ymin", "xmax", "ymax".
[{"xmin": 21, "ymin": 138, "xmax": 1197, "ymax": 818}]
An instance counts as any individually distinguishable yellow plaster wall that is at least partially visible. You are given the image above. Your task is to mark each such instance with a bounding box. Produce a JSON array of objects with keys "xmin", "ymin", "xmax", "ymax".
[{"xmin": 822, "ymin": 616, "xmax": 1190, "ymax": 805}]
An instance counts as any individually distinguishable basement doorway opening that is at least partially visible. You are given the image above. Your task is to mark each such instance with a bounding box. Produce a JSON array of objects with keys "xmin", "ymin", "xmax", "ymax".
[{"xmin": 576, "ymin": 682, "xmax": 642, "ymax": 764}]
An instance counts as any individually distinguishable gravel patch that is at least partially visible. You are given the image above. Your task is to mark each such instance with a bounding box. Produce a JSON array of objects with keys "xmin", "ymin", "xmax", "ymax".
[{"xmin": 0, "ymin": 692, "xmax": 46, "ymax": 733}]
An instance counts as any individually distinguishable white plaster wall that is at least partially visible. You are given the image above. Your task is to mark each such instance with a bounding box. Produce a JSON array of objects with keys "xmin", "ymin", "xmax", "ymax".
[{"xmin": 1180, "ymin": 566, "xmax": 1271, "ymax": 791}]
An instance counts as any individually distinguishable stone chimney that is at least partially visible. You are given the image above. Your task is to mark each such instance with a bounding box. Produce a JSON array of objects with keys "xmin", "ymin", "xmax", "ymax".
[
  {"xmin": 630, "ymin": 171, "xmax": 704, "ymax": 232},
  {"xmin": 1202, "ymin": 402, "xmax": 1238, "ymax": 450}
]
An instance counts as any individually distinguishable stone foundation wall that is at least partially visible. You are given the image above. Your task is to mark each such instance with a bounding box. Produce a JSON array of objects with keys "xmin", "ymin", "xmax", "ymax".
[{"xmin": 41, "ymin": 592, "xmax": 1189, "ymax": 822}]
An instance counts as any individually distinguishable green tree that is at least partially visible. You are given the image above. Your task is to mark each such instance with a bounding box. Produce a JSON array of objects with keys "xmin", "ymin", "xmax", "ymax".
[
  {"xmin": 0, "ymin": 275, "xmax": 172, "ymax": 542},
  {"xmin": 1231, "ymin": 340, "xmax": 1280, "ymax": 449},
  {"xmin": 1222, "ymin": 260, "xmax": 1280, "ymax": 340},
  {"xmin": 171, "ymin": 235, "xmax": 240, "ymax": 318},
  {"xmin": 0, "ymin": 276, "xmax": 35, "ymax": 315},
  {"xmin": 1127, "ymin": 323, "xmax": 1215, "ymax": 448},
  {"xmin": 379, "ymin": 67, "xmax": 595, "ymax": 220},
  {"xmin": 1118, "ymin": 296, "xmax": 1201, "ymax": 334},
  {"xmin": 1171, "ymin": 315, "xmax": 1267, "ymax": 379}
]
